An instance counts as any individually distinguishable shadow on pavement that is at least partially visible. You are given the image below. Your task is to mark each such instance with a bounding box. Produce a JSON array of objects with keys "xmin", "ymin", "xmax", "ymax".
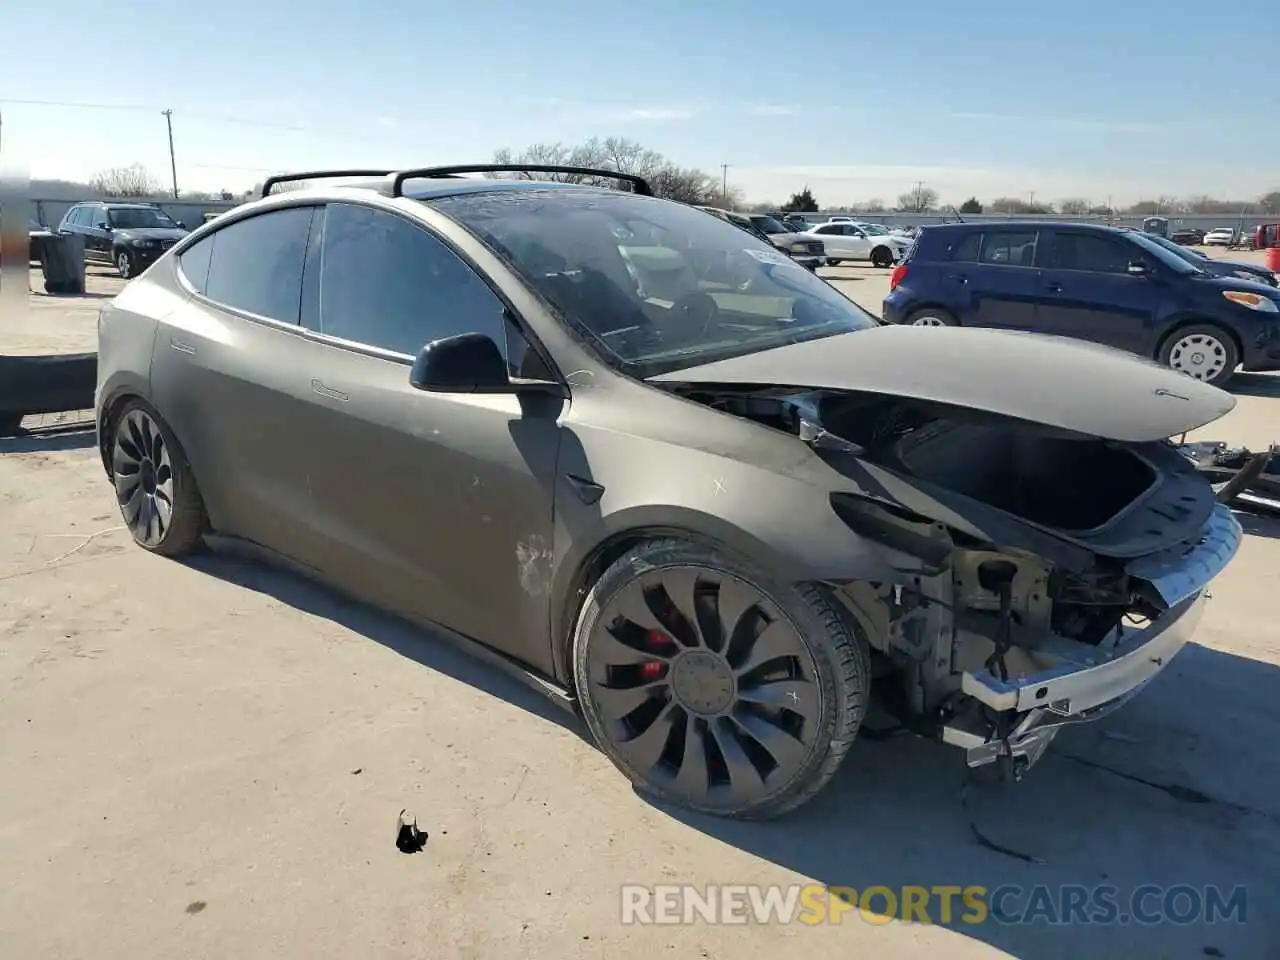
[
  {"xmin": 184, "ymin": 548, "xmax": 582, "ymax": 734},
  {"xmin": 1227, "ymin": 372, "xmax": 1280, "ymax": 398},
  {"xmin": 186, "ymin": 548, "xmax": 1280, "ymax": 959}
]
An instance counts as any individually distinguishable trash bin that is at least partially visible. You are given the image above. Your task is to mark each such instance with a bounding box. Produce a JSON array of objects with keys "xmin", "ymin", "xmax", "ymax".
[
  {"xmin": 40, "ymin": 233, "xmax": 85, "ymax": 295},
  {"xmin": 1265, "ymin": 246, "xmax": 1280, "ymax": 275}
]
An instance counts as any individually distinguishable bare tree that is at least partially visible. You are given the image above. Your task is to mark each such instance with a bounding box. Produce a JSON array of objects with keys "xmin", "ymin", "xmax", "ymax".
[
  {"xmin": 861, "ymin": 198, "xmax": 886, "ymax": 213},
  {"xmin": 896, "ymin": 185, "xmax": 938, "ymax": 212},
  {"xmin": 88, "ymin": 163, "xmax": 160, "ymax": 199},
  {"xmin": 1058, "ymin": 198, "xmax": 1090, "ymax": 215},
  {"xmin": 493, "ymin": 137, "xmax": 736, "ymax": 206},
  {"xmin": 1258, "ymin": 190, "xmax": 1280, "ymax": 215}
]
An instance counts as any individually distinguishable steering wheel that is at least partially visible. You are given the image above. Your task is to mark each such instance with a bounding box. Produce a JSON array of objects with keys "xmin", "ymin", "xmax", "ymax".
[{"xmin": 671, "ymin": 291, "xmax": 721, "ymax": 339}]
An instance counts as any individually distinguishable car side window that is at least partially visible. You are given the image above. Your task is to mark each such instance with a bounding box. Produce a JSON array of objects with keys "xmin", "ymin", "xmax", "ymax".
[
  {"xmin": 1045, "ymin": 233, "xmax": 1133, "ymax": 274},
  {"xmin": 312, "ymin": 202, "xmax": 508, "ymax": 358},
  {"xmin": 814, "ymin": 224, "xmax": 839, "ymax": 235},
  {"xmin": 177, "ymin": 234, "xmax": 216, "ymax": 293},
  {"xmin": 847, "ymin": 226, "xmax": 866, "ymax": 237},
  {"xmin": 950, "ymin": 232, "xmax": 981, "ymax": 261},
  {"xmin": 980, "ymin": 231, "xmax": 1037, "ymax": 267},
  {"xmin": 202, "ymin": 207, "xmax": 315, "ymax": 324}
]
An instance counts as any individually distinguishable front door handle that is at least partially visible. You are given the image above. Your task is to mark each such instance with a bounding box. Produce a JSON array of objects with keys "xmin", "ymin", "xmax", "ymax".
[
  {"xmin": 311, "ymin": 379, "xmax": 349, "ymax": 402},
  {"xmin": 947, "ymin": 273, "xmax": 968, "ymax": 284},
  {"xmin": 169, "ymin": 337, "xmax": 196, "ymax": 355},
  {"xmin": 1045, "ymin": 282, "xmax": 1063, "ymax": 293}
]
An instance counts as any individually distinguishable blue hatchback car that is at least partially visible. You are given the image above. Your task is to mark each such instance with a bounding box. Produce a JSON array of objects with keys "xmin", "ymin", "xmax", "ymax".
[{"xmin": 882, "ymin": 221, "xmax": 1280, "ymax": 387}]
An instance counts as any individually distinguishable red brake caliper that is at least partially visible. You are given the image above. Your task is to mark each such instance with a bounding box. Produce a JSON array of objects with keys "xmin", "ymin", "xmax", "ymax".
[{"xmin": 641, "ymin": 630, "xmax": 674, "ymax": 680}]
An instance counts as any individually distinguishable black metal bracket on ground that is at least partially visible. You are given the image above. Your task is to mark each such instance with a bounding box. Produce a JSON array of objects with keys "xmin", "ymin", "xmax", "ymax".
[
  {"xmin": 1177, "ymin": 440, "xmax": 1280, "ymax": 518},
  {"xmin": 0, "ymin": 354, "xmax": 98, "ymax": 436}
]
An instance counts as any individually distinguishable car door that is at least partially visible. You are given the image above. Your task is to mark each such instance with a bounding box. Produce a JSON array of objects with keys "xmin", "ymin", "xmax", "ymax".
[
  {"xmin": 951, "ymin": 229, "xmax": 1042, "ymax": 330},
  {"xmin": 294, "ymin": 201, "xmax": 563, "ymax": 675},
  {"xmin": 149, "ymin": 205, "xmax": 327, "ymax": 562},
  {"xmin": 1034, "ymin": 229, "xmax": 1157, "ymax": 355},
  {"xmin": 59, "ymin": 205, "xmax": 91, "ymax": 260},
  {"xmin": 83, "ymin": 204, "xmax": 112, "ymax": 262},
  {"xmin": 841, "ymin": 225, "xmax": 874, "ymax": 260},
  {"xmin": 810, "ymin": 223, "xmax": 849, "ymax": 258}
]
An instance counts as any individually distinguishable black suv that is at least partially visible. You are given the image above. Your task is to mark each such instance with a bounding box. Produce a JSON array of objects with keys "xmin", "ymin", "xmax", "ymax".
[{"xmin": 56, "ymin": 202, "xmax": 189, "ymax": 278}]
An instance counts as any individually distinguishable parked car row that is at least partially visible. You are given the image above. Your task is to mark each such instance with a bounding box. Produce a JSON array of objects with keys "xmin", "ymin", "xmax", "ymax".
[
  {"xmin": 90, "ymin": 164, "xmax": 1244, "ymax": 819},
  {"xmin": 883, "ymin": 219, "xmax": 1280, "ymax": 387}
]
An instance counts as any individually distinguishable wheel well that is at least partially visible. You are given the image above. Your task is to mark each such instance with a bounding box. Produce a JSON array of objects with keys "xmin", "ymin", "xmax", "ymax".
[
  {"xmin": 554, "ymin": 526, "xmax": 728, "ymax": 683},
  {"xmin": 1155, "ymin": 319, "xmax": 1242, "ymax": 363},
  {"xmin": 97, "ymin": 390, "xmax": 139, "ymax": 477},
  {"xmin": 906, "ymin": 304, "xmax": 955, "ymax": 321}
]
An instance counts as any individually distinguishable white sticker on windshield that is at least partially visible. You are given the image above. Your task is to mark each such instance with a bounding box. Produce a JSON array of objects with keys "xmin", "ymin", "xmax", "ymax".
[{"xmin": 743, "ymin": 248, "xmax": 792, "ymax": 266}]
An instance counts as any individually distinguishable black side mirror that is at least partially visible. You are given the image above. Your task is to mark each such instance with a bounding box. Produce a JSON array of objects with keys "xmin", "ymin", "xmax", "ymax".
[
  {"xmin": 97, "ymin": 221, "xmax": 112, "ymax": 231},
  {"xmin": 177, "ymin": 221, "xmax": 187, "ymax": 229},
  {"xmin": 410, "ymin": 333, "xmax": 511, "ymax": 393},
  {"xmin": 1127, "ymin": 261, "xmax": 1148, "ymax": 276}
]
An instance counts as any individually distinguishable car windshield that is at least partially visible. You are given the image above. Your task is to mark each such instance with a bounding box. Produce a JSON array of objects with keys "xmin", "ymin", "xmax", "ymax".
[
  {"xmin": 108, "ymin": 208, "xmax": 177, "ymax": 229},
  {"xmin": 750, "ymin": 216, "xmax": 787, "ymax": 234},
  {"xmin": 1128, "ymin": 232, "xmax": 1202, "ymax": 275},
  {"xmin": 429, "ymin": 188, "xmax": 879, "ymax": 377}
]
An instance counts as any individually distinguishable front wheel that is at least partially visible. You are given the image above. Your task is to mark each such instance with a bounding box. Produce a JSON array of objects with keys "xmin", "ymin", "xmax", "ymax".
[
  {"xmin": 825, "ymin": 258, "xmax": 841, "ymax": 267},
  {"xmin": 572, "ymin": 538, "xmax": 871, "ymax": 820},
  {"xmin": 115, "ymin": 249, "xmax": 136, "ymax": 279},
  {"xmin": 870, "ymin": 246, "xmax": 895, "ymax": 268},
  {"xmin": 1158, "ymin": 324, "xmax": 1239, "ymax": 388}
]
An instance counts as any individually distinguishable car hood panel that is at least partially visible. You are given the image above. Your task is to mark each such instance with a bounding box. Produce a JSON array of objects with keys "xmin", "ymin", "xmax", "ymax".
[{"xmin": 650, "ymin": 326, "xmax": 1236, "ymax": 442}]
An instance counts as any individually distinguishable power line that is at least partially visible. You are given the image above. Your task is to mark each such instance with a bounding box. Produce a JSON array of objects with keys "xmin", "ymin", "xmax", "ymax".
[{"xmin": 0, "ymin": 97, "xmax": 320, "ymax": 134}]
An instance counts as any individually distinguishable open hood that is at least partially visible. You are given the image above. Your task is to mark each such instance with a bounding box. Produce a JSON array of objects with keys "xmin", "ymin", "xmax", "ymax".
[{"xmin": 650, "ymin": 325, "xmax": 1236, "ymax": 442}]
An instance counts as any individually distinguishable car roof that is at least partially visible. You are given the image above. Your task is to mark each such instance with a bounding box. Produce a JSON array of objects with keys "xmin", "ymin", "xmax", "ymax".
[
  {"xmin": 924, "ymin": 220, "xmax": 1131, "ymax": 236},
  {"xmin": 100, "ymin": 201, "xmax": 163, "ymax": 209}
]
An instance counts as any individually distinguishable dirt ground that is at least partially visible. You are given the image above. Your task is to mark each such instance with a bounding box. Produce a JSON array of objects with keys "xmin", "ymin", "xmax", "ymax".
[{"xmin": 2, "ymin": 251, "xmax": 1280, "ymax": 959}]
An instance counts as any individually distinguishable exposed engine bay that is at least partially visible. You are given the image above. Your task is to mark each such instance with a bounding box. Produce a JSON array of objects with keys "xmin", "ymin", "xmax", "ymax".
[{"xmin": 667, "ymin": 381, "xmax": 1240, "ymax": 779}]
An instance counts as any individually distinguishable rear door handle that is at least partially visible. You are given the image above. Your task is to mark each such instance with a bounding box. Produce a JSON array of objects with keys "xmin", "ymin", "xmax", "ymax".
[
  {"xmin": 1045, "ymin": 283, "xmax": 1063, "ymax": 293},
  {"xmin": 946, "ymin": 273, "xmax": 968, "ymax": 284},
  {"xmin": 311, "ymin": 379, "xmax": 349, "ymax": 402}
]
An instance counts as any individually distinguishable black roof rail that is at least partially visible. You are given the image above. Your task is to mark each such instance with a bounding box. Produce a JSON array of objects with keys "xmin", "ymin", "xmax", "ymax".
[
  {"xmin": 387, "ymin": 164, "xmax": 653, "ymax": 199},
  {"xmin": 261, "ymin": 169, "xmax": 395, "ymax": 198}
]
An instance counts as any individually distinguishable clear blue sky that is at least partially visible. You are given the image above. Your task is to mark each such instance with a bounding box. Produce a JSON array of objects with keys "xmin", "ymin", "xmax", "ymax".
[{"xmin": 2, "ymin": 0, "xmax": 1276, "ymax": 205}]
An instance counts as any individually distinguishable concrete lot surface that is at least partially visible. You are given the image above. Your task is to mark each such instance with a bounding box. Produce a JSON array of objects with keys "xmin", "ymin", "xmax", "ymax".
[{"xmin": 2, "ymin": 251, "xmax": 1280, "ymax": 958}]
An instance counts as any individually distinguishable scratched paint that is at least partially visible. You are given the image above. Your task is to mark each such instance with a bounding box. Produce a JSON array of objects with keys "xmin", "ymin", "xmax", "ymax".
[{"xmin": 515, "ymin": 535, "xmax": 554, "ymax": 596}]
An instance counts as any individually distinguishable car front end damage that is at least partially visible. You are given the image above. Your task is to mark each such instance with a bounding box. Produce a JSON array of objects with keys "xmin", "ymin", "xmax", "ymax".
[{"xmin": 654, "ymin": 326, "xmax": 1245, "ymax": 779}]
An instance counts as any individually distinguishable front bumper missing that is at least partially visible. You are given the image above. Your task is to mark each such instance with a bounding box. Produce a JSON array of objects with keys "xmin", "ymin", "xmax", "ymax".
[{"xmin": 944, "ymin": 503, "xmax": 1241, "ymax": 771}]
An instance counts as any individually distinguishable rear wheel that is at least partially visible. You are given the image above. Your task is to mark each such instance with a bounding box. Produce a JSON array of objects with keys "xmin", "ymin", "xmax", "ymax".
[
  {"xmin": 572, "ymin": 538, "xmax": 871, "ymax": 820},
  {"xmin": 109, "ymin": 400, "xmax": 207, "ymax": 556},
  {"xmin": 1158, "ymin": 324, "xmax": 1238, "ymax": 388},
  {"xmin": 906, "ymin": 308, "xmax": 958, "ymax": 327},
  {"xmin": 115, "ymin": 249, "xmax": 136, "ymax": 279},
  {"xmin": 870, "ymin": 246, "xmax": 895, "ymax": 268}
]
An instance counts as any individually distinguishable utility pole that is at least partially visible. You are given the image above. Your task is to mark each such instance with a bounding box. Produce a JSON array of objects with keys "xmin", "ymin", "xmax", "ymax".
[
  {"xmin": 161, "ymin": 109, "xmax": 178, "ymax": 199},
  {"xmin": 721, "ymin": 164, "xmax": 729, "ymax": 200},
  {"xmin": 1028, "ymin": 190, "xmax": 1036, "ymax": 210},
  {"xmin": 913, "ymin": 180, "xmax": 924, "ymax": 212}
]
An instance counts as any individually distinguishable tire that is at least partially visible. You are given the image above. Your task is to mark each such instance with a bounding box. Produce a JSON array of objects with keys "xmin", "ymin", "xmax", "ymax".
[
  {"xmin": 108, "ymin": 399, "xmax": 208, "ymax": 556},
  {"xmin": 1157, "ymin": 323, "xmax": 1239, "ymax": 389},
  {"xmin": 115, "ymin": 249, "xmax": 136, "ymax": 279},
  {"xmin": 572, "ymin": 537, "xmax": 871, "ymax": 820},
  {"xmin": 905, "ymin": 308, "xmax": 959, "ymax": 327},
  {"xmin": 870, "ymin": 246, "xmax": 895, "ymax": 268},
  {"xmin": 825, "ymin": 258, "xmax": 841, "ymax": 267}
]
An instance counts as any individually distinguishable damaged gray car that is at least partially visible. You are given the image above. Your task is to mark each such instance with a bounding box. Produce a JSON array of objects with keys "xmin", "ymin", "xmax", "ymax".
[{"xmin": 95, "ymin": 165, "xmax": 1243, "ymax": 820}]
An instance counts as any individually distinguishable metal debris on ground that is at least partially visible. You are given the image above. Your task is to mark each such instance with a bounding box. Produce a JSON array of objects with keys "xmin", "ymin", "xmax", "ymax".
[
  {"xmin": 395, "ymin": 809, "xmax": 427, "ymax": 854},
  {"xmin": 1178, "ymin": 441, "xmax": 1280, "ymax": 518}
]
